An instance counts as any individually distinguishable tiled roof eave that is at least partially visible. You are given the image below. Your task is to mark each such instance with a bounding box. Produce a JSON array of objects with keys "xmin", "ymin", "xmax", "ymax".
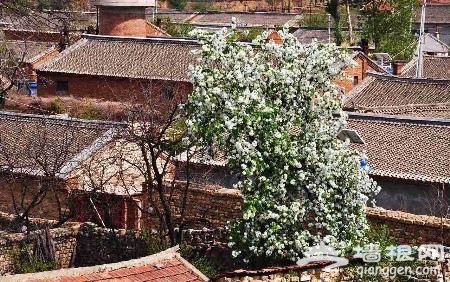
[
  {"xmin": 369, "ymin": 169, "xmax": 450, "ymax": 184},
  {"xmin": 36, "ymin": 69, "xmax": 191, "ymax": 82}
]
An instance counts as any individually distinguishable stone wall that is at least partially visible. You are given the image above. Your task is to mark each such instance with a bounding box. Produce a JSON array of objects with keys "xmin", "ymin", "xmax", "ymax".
[
  {"xmin": 74, "ymin": 224, "xmax": 147, "ymax": 267},
  {"xmin": 0, "ymin": 222, "xmax": 147, "ymax": 275},
  {"xmin": 367, "ymin": 207, "xmax": 450, "ymax": 246},
  {"xmin": 0, "ymin": 225, "xmax": 79, "ymax": 274}
]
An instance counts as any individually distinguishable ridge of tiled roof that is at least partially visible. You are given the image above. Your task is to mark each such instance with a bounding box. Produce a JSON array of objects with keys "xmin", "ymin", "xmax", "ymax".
[
  {"xmin": 6, "ymin": 246, "xmax": 208, "ymax": 282},
  {"xmin": 352, "ymin": 51, "xmax": 390, "ymax": 74},
  {"xmin": 344, "ymin": 72, "xmax": 450, "ymax": 110},
  {"xmin": 214, "ymin": 261, "xmax": 331, "ymax": 279},
  {"xmin": 146, "ymin": 21, "xmax": 171, "ymax": 37},
  {"xmin": 347, "ymin": 112, "xmax": 450, "ymax": 184},
  {"xmin": 37, "ymin": 34, "xmax": 200, "ymax": 81},
  {"xmin": 366, "ymin": 103, "xmax": 450, "ymax": 118}
]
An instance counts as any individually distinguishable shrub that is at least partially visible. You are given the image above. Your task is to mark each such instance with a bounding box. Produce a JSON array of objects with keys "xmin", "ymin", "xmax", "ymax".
[{"xmin": 10, "ymin": 243, "xmax": 57, "ymax": 274}]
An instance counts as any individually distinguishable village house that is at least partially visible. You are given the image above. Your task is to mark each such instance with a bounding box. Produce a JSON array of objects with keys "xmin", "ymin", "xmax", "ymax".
[
  {"xmin": 414, "ymin": 4, "xmax": 450, "ymax": 45},
  {"xmin": 0, "ymin": 111, "xmax": 148, "ymax": 229},
  {"xmin": 347, "ymin": 112, "xmax": 450, "ymax": 216},
  {"xmin": 344, "ymin": 72, "xmax": 450, "ymax": 118},
  {"xmin": 335, "ymin": 50, "xmax": 389, "ymax": 94},
  {"xmin": 5, "ymin": 40, "xmax": 59, "ymax": 85},
  {"xmin": 401, "ymin": 55, "xmax": 450, "ymax": 79},
  {"xmin": 34, "ymin": 0, "xmax": 197, "ymax": 102}
]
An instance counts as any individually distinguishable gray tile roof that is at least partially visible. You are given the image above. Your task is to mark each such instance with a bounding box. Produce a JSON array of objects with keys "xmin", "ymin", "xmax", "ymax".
[
  {"xmin": 415, "ymin": 4, "xmax": 450, "ymax": 24},
  {"xmin": 0, "ymin": 111, "xmax": 123, "ymax": 178},
  {"xmin": 292, "ymin": 28, "xmax": 345, "ymax": 44},
  {"xmin": 344, "ymin": 73, "xmax": 450, "ymax": 111},
  {"xmin": 367, "ymin": 104, "xmax": 450, "ymax": 119},
  {"xmin": 6, "ymin": 40, "xmax": 58, "ymax": 64},
  {"xmin": 36, "ymin": 35, "xmax": 200, "ymax": 81},
  {"xmin": 348, "ymin": 112, "xmax": 450, "ymax": 183},
  {"xmin": 402, "ymin": 55, "xmax": 450, "ymax": 79}
]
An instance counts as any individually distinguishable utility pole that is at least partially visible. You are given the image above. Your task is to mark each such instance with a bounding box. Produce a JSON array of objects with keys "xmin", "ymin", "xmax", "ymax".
[
  {"xmin": 416, "ymin": 0, "xmax": 426, "ymax": 78},
  {"xmin": 328, "ymin": 13, "xmax": 331, "ymax": 44}
]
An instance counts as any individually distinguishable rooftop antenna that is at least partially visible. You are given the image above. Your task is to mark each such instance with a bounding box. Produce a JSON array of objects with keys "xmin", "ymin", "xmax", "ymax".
[{"xmin": 416, "ymin": 0, "xmax": 426, "ymax": 78}]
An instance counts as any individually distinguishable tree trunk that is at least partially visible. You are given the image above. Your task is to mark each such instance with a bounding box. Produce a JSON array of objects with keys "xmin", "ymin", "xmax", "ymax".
[{"xmin": 346, "ymin": 0, "xmax": 354, "ymax": 45}]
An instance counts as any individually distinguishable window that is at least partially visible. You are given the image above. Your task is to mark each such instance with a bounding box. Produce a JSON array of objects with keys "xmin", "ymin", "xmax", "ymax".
[
  {"xmin": 56, "ymin": 80, "xmax": 68, "ymax": 93},
  {"xmin": 162, "ymin": 86, "xmax": 174, "ymax": 99},
  {"xmin": 353, "ymin": 76, "xmax": 359, "ymax": 85}
]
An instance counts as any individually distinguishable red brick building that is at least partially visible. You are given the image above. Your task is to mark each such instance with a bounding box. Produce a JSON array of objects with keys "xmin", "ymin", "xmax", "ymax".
[
  {"xmin": 36, "ymin": 35, "xmax": 198, "ymax": 101},
  {"xmin": 34, "ymin": 0, "xmax": 196, "ymax": 102},
  {"xmin": 335, "ymin": 51, "xmax": 389, "ymax": 94}
]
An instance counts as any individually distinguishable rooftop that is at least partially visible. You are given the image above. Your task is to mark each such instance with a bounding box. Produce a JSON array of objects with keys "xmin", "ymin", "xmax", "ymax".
[
  {"xmin": 344, "ymin": 72, "xmax": 450, "ymax": 113},
  {"xmin": 36, "ymin": 34, "xmax": 200, "ymax": 81},
  {"xmin": 6, "ymin": 246, "xmax": 208, "ymax": 282},
  {"xmin": 0, "ymin": 111, "xmax": 124, "ymax": 178},
  {"xmin": 414, "ymin": 4, "xmax": 450, "ymax": 24},
  {"xmin": 348, "ymin": 112, "xmax": 450, "ymax": 183},
  {"xmin": 402, "ymin": 55, "xmax": 450, "ymax": 79},
  {"xmin": 6, "ymin": 40, "xmax": 58, "ymax": 64}
]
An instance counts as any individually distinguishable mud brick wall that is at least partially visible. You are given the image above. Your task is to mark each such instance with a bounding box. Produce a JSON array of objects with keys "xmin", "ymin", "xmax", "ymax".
[{"xmin": 144, "ymin": 183, "xmax": 243, "ymax": 230}]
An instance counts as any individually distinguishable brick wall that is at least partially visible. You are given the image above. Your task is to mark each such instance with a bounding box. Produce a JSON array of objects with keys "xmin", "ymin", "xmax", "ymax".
[
  {"xmin": 99, "ymin": 6, "xmax": 147, "ymax": 37},
  {"xmin": 0, "ymin": 176, "xmax": 70, "ymax": 221},
  {"xmin": 3, "ymin": 30, "xmax": 61, "ymax": 43},
  {"xmin": 143, "ymin": 182, "xmax": 243, "ymax": 230},
  {"xmin": 37, "ymin": 73, "xmax": 192, "ymax": 103},
  {"xmin": 335, "ymin": 55, "xmax": 378, "ymax": 94}
]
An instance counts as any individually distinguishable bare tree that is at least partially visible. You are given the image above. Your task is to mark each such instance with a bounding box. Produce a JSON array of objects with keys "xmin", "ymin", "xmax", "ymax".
[{"xmin": 0, "ymin": 114, "xmax": 115, "ymax": 231}]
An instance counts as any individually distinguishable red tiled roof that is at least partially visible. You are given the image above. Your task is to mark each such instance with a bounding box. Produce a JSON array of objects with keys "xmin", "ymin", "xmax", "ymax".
[{"xmin": 7, "ymin": 247, "xmax": 208, "ymax": 282}]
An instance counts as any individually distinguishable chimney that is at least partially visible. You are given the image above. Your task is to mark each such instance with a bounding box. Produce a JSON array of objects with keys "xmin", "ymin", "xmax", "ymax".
[
  {"xmin": 393, "ymin": 62, "xmax": 403, "ymax": 76},
  {"xmin": 435, "ymin": 30, "xmax": 440, "ymax": 40},
  {"xmin": 361, "ymin": 38, "xmax": 369, "ymax": 56},
  {"xmin": 90, "ymin": 0, "xmax": 154, "ymax": 37}
]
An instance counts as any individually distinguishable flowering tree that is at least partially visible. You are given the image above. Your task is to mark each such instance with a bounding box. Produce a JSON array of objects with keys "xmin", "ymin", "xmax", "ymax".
[{"xmin": 185, "ymin": 27, "xmax": 380, "ymax": 265}]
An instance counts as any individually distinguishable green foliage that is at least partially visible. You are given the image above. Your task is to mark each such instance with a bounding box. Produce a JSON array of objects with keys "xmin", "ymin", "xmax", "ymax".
[
  {"xmin": 74, "ymin": 98, "xmax": 103, "ymax": 120},
  {"xmin": 358, "ymin": 0, "xmax": 419, "ymax": 60},
  {"xmin": 141, "ymin": 229, "xmax": 170, "ymax": 255},
  {"xmin": 156, "ymin": 17, "xmax": 194, "ymax": 37},
  {"xmin": 191, "ymin": 1, "xmax": 216, "ymax": 11},
  {"xmin": 50, "ymin": 97, "xmax": 66, "ymax": 114},
  {"xmin": 335, "ymin": 21, "xmax": 344, "ymax": 46},
  {"xmin": 10, "ymin": 244, "xmax": 57, "ymax": 274},
  {"xmin": 180, "ymin": 245, "xmax": 220, "ymax": 278},
  {"xmin": 343, "ymin": 224, "xmax": 434, "ymax": 281},
  {"xmin": 236, "ymin": 28, "xmax": 263, "ymax": 42},
  {"xmin": 168, "ymin": 0, "xmax": 187, "ymax": 10},
  {"xmin": 299, "ymin": 13, "xmax": 330, "ymax": 28}
]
